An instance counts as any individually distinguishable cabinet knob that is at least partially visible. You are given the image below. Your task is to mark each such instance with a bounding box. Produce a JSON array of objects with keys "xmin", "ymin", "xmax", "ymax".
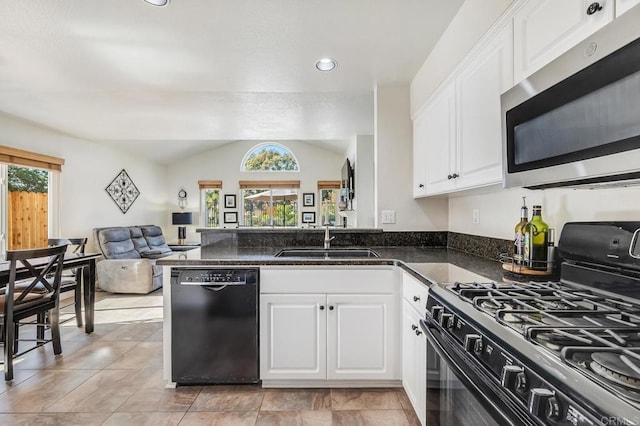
[
  {"xmin": 451, "ymin": 173, "xmax": 459, "ymax": 179},
  {"xmin": 447, "ymin": 174, "xmax": 453, "ymax": 180},
  {"xmin": 586, "ymin": 2, "xmax": 603, "ymax": 15},
  {"xmin": 319, "ymin": 305, "xmax": 325, "ymax": 310},
  {"xmin": 329, "ymin": 305, "xmax": 334, "ymax": 310},
  {"xmin": 413, "ymin": 296, "xmax": 420, "ymax": 302},
  {"xmin": 418, "ymin": 183, "xmax": 424, "ymax": 188},
  {"xmin": 415, "ymin": 329, "xmax": 423, "ymax": 336},
  {"xmin": 411, "ymin": 324, "xmax": 418, "ymax": 331}
]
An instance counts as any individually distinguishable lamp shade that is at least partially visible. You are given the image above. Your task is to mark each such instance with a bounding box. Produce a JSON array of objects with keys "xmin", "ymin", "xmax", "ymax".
[{"xmin": 172, "ymin": 212, "xmax": 193, "ymax": 225}]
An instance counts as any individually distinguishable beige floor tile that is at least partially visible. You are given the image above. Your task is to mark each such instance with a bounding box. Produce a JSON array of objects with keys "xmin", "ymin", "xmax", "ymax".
[
  {"xmin": 42, "ymin": 369, "xmax": 145, "ymax": 413},
  {"xmin": 359, "ymin": 410, "xmax": 410, "ymax": 425},
  {"xmin": 190, "ymin": 389, "xmax": 265, "ymax": 411},
  {"xmin": 261, "ymin": 389, "xmax": 331, "ymax": 411},
  {"xmin": 105, "ymin": 341, "xmax": 162, "ymax": 370},
  {"xmin": 255, "ymin": 410, "xmax": 303, "ymax": 425},
  {"xmin": 0, "ymin": 412, "xmax": 111, "ymax": 425},
  {"xmin": 330, "ymin": 389, "xmax": 403, "ymax": 410},
  {"xmin": 117, "ymin": 385, "xmax": 201, "ymax": 412},
  {"xmin": 0, "ymin": 370, "xmax": 40, "ymax": 395},
  {"xmin": 99, "ymin": 321, "xmax": 163, "ymax": 342},
  {"xmin": 0, "ymin": 369, "xmax": 98, "ymax": 413},
  {"xmin": 102, "ymin": 411, "xmax": 185, "ymax": 426},
  {"xmin": 145, "ymin": 326, "xmax": 164, "ymax": 342},
  {"xmin": 50, "ymin": 340, "xmax": 138, "ymax": 370},
  {"xmin": 11, "ymin": 340, "xmax": 91, "ymax": 371},
  {"xmin": 179, "ymin": 411, "xmax": 258, "ymax": 426}
]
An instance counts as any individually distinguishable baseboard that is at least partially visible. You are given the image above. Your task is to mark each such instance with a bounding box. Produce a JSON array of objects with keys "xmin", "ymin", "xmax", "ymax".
[{"xmin": 261, "ymin": 379, "xmax": 402, "ymax": 388}]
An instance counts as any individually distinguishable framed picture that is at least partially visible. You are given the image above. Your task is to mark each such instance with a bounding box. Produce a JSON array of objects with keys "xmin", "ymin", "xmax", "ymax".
[
  {"xmin": 301, "ymin": 211, "xmax": 316, "ymax": 223},
  {"xmin": 223, "ymin": 211, "xmax": 238, "ymax": 223},
  {"xmin": 224, "ymin": 194, "xmax": 236, "ymax": 208},
  {"xmin": 302, "ymin": 193, "xmax": 315, "ymax": 207}
]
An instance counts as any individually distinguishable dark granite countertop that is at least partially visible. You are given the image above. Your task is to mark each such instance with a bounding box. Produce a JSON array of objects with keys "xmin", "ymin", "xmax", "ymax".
[{"xmin": 157, "ymin": 245, "xmax": 505, "ymax": 284}]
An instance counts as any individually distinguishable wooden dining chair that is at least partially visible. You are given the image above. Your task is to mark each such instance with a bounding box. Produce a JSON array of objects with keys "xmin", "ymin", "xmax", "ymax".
[
  {"xmin": 2, "ymin": 244, "xmax": 67, "ymax": 381},
  {"xmin": 48, "ymin": 238, "xmax": 87, "ymax": 327}
]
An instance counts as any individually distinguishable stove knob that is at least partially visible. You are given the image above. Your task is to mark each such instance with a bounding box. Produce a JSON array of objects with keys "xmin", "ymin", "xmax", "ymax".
[
  {"xmin": 463, "ymin": 334, "xmax": 481, "ymax": 353},
  {"xmin": 473, "ymin": 338, "xmax": 484, "ymax": 355},
  {"xmin": 500, "ymin": 365, "xmax": 524, "ymax": 389},
  {"xmin": 528, "ymin": 388, "xmax": 555, "ymax": 417},
  {"xmin": 431, "ymin": 306, "xmax": 443, "ymax": 322},
  {"xmin": 515, "ymin": 371, "xmax": 529, "ymax": 396},
  {"xmin": 447, "ymin": 315, "xmax": 456, "ymax": 330},
  {"xmin": 439, "ymin": 313, "xmax": 452, "ymax": 328},
  {"xmin": 545, "ymin": 396, "xmax": 561, "ymax": 421}
]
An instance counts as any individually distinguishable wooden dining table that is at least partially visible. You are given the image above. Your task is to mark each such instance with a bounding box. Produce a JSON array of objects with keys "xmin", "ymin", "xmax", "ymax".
[{"xmin": 0, "ymin": 252, "xmax": 101, "ymax": 334}]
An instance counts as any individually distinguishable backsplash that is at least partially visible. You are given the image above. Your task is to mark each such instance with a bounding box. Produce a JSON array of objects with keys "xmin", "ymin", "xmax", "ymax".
[{"xmin": 447, "ymin": 232, "xmax": 512, "ymax": 261}]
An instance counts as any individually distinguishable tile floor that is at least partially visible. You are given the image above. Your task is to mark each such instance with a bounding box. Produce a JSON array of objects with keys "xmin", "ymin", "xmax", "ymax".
[{"xmin": 0, "ymin": 289, "xmax": 420, "ymax": 425}]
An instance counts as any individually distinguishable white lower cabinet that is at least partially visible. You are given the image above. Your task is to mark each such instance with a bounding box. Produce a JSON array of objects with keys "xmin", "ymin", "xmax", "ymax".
[
  {"xmin": 260, "ymin": 267, "xmax": 400, "ymax": 383},
  {"xmin": 260, "ymin": 294, "xmax": 327, "ymax": 380},
  {"xmin": 402, "ymin": 298, "xmax": 427, "ymax": 425}
]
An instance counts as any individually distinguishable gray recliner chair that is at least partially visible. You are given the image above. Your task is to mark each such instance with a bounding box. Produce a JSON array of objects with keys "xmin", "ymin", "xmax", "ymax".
[{"xmin": 93, "ymin": 225, "xmax": 173, "ymax": 294}]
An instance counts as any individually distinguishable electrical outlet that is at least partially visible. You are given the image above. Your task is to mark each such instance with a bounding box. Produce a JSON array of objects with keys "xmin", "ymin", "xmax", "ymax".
[
  {"xmin": 381, "ymin": 210, "xmax": 396, "ymax": 224},
  {"xmin": 472, "ymin": 209, "xmax": 480, "ymax": 224}
]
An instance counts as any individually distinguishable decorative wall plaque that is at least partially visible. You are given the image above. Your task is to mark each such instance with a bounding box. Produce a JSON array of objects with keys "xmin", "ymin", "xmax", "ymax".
[{"xmin": 105, "ymin": 169, "xmax": 140, "ymax": 214}]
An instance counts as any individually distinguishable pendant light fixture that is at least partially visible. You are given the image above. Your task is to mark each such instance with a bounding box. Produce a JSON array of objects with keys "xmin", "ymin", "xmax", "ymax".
[{"xmin": 144, "ymin": 0, "xmax": 169, "ymax": 6}]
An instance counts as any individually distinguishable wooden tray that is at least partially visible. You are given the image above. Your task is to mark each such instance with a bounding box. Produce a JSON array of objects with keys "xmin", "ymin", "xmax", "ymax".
[{"xmin": 502, "ymin": 262, "xmax": 552, "ymax": 276}]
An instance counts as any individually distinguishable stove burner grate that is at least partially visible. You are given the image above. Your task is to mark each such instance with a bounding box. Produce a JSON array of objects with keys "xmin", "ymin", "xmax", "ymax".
[{"xmin": 591, "ymin": 352, "xmax": 640, "ymax": 390}]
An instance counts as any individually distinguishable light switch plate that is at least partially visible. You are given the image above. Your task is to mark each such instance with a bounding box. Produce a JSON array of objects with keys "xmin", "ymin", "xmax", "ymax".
[{"xmin": 381, "ymin": 210, "xmax": 396, "ymax": 224}]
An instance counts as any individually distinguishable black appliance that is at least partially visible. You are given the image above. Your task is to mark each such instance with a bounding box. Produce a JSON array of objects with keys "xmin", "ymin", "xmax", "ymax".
[
  {"xmin": 421, "ymin": 222, "xmax": 640, "ymax": 425},
  {"xmin": 171, "ymin": 267, "xmax": 259, "ymax": 385}
]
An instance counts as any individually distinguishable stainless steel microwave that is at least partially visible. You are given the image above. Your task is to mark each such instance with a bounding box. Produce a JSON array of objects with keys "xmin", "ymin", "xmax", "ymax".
[{"xmin": 501, "ymin": 6, "xmax": 640, "ymax": 189}]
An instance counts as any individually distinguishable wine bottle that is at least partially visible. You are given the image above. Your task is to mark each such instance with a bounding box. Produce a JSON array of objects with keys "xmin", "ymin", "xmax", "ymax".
[
  {"xmin": 513, "ymin": 197, "xmax": 528, "ymax": 265},
  {"xmin": 524, "ymin": 205, "xmax": 549, "ymax": 270}
]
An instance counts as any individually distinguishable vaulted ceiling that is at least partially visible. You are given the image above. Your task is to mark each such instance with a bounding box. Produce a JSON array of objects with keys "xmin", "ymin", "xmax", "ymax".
[{"xmin": 0, "ymin": 0, "xmax": 464, "ymax": 163}]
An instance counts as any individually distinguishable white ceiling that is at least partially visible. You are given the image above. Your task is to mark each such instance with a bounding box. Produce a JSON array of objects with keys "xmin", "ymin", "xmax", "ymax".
[{"xmin": 0, "ymin": 0, "xmax": 464, "ymax": 164}]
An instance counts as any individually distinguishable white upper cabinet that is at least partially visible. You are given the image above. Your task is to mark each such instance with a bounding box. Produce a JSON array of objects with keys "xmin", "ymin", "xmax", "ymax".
[
  {"xmin": 616, "ymin": 0, "xmax": 640, "ymax": 16},
  {"xmin": 413, "ymin": 21, "xmax": 512, "ymax": 197},
  {"xmin": 455, "ymin": 21, "xmax": 513, "ymax": 190},
  {"xmin": 422, "ymin": 81, "xmax": 457, "ymax": 195},
  {"xmin": 513, "ymin": 0, "xmax": 613, "ymax": 84}
]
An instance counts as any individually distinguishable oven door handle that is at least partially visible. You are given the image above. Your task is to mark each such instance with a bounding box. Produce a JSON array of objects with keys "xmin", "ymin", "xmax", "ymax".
[{"xmin": 419, "ymin": 319, "xmax": 534, "ymax": 426}]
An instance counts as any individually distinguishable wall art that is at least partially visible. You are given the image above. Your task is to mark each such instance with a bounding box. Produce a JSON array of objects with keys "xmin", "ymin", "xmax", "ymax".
[{"xmin": 105, "ymin": 169, "xmax": 140, "ymax": 214}]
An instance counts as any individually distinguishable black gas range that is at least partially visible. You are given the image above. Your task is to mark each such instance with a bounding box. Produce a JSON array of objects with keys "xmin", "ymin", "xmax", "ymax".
[{"xmin": 421, "ymin": 222, "xmax": 640, "ymax": 426}]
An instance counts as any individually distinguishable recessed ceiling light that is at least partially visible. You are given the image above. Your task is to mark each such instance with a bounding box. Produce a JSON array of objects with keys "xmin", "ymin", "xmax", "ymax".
[
  {"xmin": 144, "ymin": 0, "xmax": 169, "ymax": 6},
  {"xmin": 315, "ymin": 58, "xmax": 337, "ymax": 72}
]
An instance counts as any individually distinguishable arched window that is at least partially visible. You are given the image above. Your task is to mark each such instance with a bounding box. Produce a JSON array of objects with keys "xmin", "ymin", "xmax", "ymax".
[{"xmin": 241, "ymin": 143, "xmax": 299, "ymax": 172}]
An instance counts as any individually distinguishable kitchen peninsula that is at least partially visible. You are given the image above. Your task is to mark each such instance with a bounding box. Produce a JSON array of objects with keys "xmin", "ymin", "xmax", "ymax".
[{"xmin": 158, "ymin": 233, "xmax": 501, "ymax": 425}]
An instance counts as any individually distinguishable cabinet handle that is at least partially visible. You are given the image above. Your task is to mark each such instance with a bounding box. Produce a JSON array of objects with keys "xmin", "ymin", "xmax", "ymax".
[
  {"xmin": 329, "ymin": 305, "xmax": 334, "ymax": 310},
  {"xmin": 586, "ymin": 2, "xmax": 602, "ymax": 15},
  {"xmin": 411, "ymin": 324, "xmax": 418, "ymax": 331},
  {"xmin": 413, "ymin": 296, "xmax": 420, "ymax": 302},
  {"xmin": 415, "ymin": 329, "xmax": 423, "ymax": 336},
  {"xmin": 319, "ymin": 305, "xmax": 325, "ymax": 310}
]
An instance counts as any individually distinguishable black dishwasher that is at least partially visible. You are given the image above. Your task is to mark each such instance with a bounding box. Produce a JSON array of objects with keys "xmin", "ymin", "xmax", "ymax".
[{"xmin": 171, "ymin": 268, "xmax": 259, "ymax": 385}]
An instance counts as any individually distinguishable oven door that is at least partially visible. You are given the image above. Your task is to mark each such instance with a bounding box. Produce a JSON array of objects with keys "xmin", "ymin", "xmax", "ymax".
[{"xmin": 420, "ymin": 319, "xmax": 535, "ymax": 426}]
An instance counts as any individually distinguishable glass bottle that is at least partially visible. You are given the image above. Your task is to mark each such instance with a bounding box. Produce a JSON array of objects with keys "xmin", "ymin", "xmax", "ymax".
[
  {"xmin": 513, "ymin": 197, "xmax": 528, "ymax": 265},
  {"xmin": 524, "ymin": 205, "xmax": 549, "ymax": 270}
]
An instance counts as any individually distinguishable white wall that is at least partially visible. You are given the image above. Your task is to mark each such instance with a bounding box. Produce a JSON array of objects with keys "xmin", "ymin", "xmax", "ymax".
[
  {"xmin": 0, "ymin": 113, "xmax": 168, "ymax": 250},
  {"xmin": 167, "ymin": 140, "xmax": 344, "ymax": 240},
  {"xmin": 375, "ymin": 85, "xmax": 448, "ymax": 231},
  {"xmin": 450, "ymin": 185, "xmax": 640, "ymax": 240}
]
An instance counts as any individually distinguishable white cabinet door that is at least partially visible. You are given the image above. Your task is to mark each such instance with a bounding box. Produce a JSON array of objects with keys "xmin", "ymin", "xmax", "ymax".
[
  {"xmin": 413, "ymin": 112, "xmax": 428, "ymax": 198},
  {"xmin": 455, "ymin": 22, "xmax": 513, "ymax": 190},
  {"xmin": 402, "ymin": 301, "xmax": 426, "ymax": 425},
  {"xmin": 327, "ymin": 294, "xmax": 399, "ymax": 380},
  {"xmin": 423, "ymin": 81, "xmax": 456, "ymax": 195},
  {"xmin": 513, "ymin": 0, "xmax": 613, "ymax": 84},
  {"xmin": 260, "ymin": 294, "xmax": 327, "ymax": 380},
  {"xmin": 616, "ymin": 0, "xmax": 640, "ymax": 16}
]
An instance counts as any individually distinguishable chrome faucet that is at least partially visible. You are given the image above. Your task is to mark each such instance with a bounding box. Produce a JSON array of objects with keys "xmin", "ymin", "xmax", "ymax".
[{"xmin": 323, "ymin": 225, "xmax": 335, "ymax": 249}]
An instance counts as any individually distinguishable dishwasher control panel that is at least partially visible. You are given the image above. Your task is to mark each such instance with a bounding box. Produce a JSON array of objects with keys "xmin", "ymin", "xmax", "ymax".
[{"xmin": 172, "ymin": 268, "xmax": 259, "ymax": 285}]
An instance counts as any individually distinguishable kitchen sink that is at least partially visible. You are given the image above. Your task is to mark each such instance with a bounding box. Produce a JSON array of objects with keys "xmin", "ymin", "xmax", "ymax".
[{"xmin": 274, "ymin": 248, "xmax": 380, "ymax": 258}]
